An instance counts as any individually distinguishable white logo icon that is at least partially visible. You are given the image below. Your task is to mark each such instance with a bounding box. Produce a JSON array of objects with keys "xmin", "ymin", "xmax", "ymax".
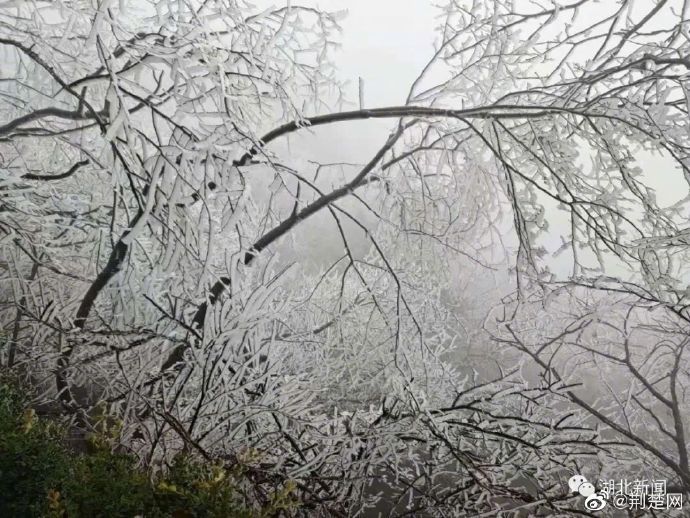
[
  {"xmin": 585, "ymin": 493, "xmax": 607, "ymax": 511},
  {"xmin": 568, "ymin": 475, "xmax": 587, "ymax": 493},
  {"xmin": 579, "ymin": 482, "xmax": 596, "ymax": 497},
  {"xmin": 569, "ymin": 474, "xmax": 607, "ymax": 511}
]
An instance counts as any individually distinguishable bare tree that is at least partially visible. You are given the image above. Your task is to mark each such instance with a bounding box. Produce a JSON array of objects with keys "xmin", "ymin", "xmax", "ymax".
[{"xmin": 3, "ymin": 0, "xmax": 690, "ymax": 515}]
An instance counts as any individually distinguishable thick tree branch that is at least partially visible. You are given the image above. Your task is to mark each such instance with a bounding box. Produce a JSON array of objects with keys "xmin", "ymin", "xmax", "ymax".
[
  {"xmin": 0, "ymin": 108, "xmax": 103, "ymax": 138},
  {"xmin": 195, "ymin": 126, "xmax": 404, "ymax": 332},
  {"xmin": 22, "ymin": 159, "xmax": 89, "ymax": 181},
  {"xmin": 232, "ymin": 105, "xmax": 593, "ymax": 167}
]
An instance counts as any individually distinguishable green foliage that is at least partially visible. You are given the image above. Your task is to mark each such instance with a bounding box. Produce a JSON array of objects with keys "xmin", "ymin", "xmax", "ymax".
[
  {"xmin": 0, "ymin": 382, "xmax": 70, "ymax": 518},
  {"xmin": 154, "ymin": 456, "xmax": 254, "ymax": 518},
  {"xmin": 0, "ymin": 379, "xmax": 299, "ymax": 517}
]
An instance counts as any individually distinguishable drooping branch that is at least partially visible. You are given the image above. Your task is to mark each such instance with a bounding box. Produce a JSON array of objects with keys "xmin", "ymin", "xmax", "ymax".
[
  {"xmin": 150, "ymin": 127, "xmax": 406, "ymax": 376},
  {"xmin": 231, "ymin": 104, "xmax": 598, "ymax": 168},
  {"xmin": 191, "ymin": 125, "xmax": 405, "ymax": 334}
]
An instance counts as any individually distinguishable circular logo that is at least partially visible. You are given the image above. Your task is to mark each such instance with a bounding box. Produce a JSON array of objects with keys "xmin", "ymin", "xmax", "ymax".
[
  {"xmin": 579, "ymin": 482, "xmax": 596, "ymax": 497},
  {"xmin": 584, "ymin": 493, "xmax": 607, "ymax": 511},
  {"xmin": 569, "ymin": 475, "xmax": 587, "ymax": 493}
]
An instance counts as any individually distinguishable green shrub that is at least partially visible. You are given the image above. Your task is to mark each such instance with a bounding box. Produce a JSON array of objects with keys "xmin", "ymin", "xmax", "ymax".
[
  {"xmin": 0, "ymin": 383, "xmax": 70, "ymax": 518},
  {"xmin": 0, "ymin": 379, "xmax": 298, "ymax": 517}
]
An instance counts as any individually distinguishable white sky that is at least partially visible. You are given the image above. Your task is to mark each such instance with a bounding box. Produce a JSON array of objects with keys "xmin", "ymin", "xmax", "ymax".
[
  {"xmin": 317, "ymin": 0, "xmax": 438, "ymax": 105},
  {"xmin": 284, "ymin": 1, "xmax": 441, "ymax": 163}
]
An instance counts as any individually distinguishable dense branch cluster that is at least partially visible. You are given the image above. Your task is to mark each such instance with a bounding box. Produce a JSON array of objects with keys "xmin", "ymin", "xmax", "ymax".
[{"xmin": 2, "ymin": 0, "xmax": 690, "ymax": 515}]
